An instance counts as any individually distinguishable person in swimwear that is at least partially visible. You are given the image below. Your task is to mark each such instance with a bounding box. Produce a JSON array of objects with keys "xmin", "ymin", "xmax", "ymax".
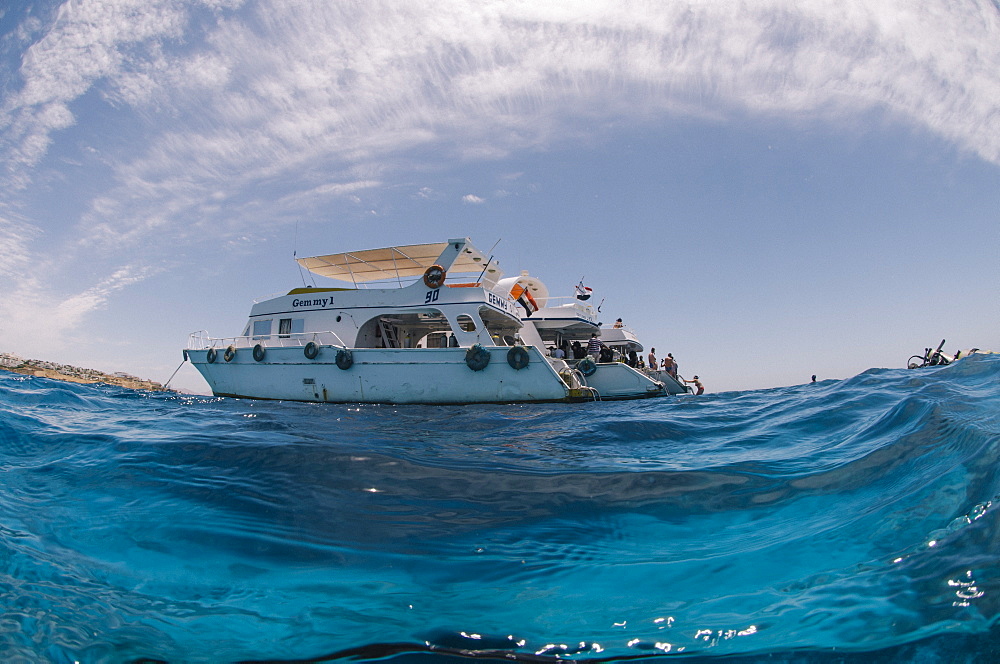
[
  {"xmin": 662, "ymin": 353, "xmax": 676, "ymax": 377},
  {"xmin": 684, "ymin": 375, "xmax": 705, "ymax": 395}
]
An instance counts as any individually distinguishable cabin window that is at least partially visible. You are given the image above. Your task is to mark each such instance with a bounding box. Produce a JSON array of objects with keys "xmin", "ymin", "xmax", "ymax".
[
  {"xmin": 456, "ymin": 314, "xmax": 477, "ymax": 332},
  {"xmin": 252, "ymin": 319, "xmax": 272, "ymax": 339},
  {"xmin": 278, "ymin": 318, "xmax": 304, "ymax": 338}
]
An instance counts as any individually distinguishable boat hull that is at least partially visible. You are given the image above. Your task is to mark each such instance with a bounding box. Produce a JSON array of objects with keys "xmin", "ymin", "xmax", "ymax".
[
  {"xmin": 188, "ymin": 346, "xmax": 574, "ymax": 404},
  {"xmin": 576, "ymin": 362, "xmax": 672, "ymax": 399},
  {"xmin": 645, "ymin": 370, "xmax": 692, "ymax": 395}
]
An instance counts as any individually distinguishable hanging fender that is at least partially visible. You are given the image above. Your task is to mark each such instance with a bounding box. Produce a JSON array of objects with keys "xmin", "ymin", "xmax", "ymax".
[
  {"xmin": 507, "ymin": 346, "xmax": 530, "ymax": 370},
  {"xmin": 465, "ymin": 344, "xmax": 491, "ymax": 371},
  {"xmin": 336, "ymin": 349, "xmax": 354, "ymax": 370}
]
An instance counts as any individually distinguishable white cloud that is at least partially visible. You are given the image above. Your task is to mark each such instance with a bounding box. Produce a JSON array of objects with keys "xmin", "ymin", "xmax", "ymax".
[
  {"xmin": 156, "ymin": 1, "xmax": 1000, "ymax": 194},
  {"xmin": 7, "ymin": 1, "xmax": 1000, "ymax": 195},
  {"xmin": 0, "ymin": 212, "xmax": 40, "ymax": 280},
  {"xmin": 462, "ymin": 194, "xmax": 485, "ymax": 204},
  {"xmin": 11, "ymin": 0, "xmax": 999, "ymax": 227},
  {"xmin": 414, "ymin": 187, "xmax": 442, "ymax": 201},
  {"xmin": 0, "ymin": 261, "xmax": 157, "ymax": 355},
  {"xmin": 2, "ymin": 1, "xmax": 187, "ymax": 181},
  {"xmin": 53, "ymin": 265, "xmax": 154, "ymax": 323}
]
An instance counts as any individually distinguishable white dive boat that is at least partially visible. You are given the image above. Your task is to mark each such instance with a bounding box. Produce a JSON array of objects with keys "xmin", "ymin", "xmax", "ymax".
[
  {"xmin": 500, "ymin": 270, "xmax": 691, "ymax": 396},
  {"xmin": 184, "ymin": 238, "xmax": 679, "ymax": 404}
]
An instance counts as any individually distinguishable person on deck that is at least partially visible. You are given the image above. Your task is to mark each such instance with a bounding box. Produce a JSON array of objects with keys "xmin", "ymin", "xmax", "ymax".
[
  {"xmin": 587, "ymin": 334, "xmax": 605, "ymax": 361},
  {"xmin": 664, "ymin": 353, "xmax": 678, "ymax": 378},
  {"xmin": 648, "ymin": 347, "xmax": 657, "ymax": 370},
  {"xmin": 613, "ymin": 318, "xmax": 624, "ymax": 328}
]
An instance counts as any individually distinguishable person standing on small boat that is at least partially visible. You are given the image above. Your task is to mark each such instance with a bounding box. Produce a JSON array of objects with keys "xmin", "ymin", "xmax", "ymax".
[{"xmin": 648, "ymin": 347, "xmax": 657, "ymax": 370}]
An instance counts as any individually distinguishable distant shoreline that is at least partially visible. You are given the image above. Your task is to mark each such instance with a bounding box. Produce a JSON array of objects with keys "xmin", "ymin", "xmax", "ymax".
[{"xmin": 0, "ymin": 353, "xmax": 170, "ymax": 392}]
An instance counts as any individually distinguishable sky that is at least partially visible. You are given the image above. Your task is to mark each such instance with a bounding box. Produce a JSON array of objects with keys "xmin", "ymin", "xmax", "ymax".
[{"xmin": 0, "ymin": 0, "xmax": 998, "ymax": 394}]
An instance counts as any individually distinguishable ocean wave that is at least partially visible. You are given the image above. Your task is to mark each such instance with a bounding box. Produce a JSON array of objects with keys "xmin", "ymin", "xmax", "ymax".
[{"xmin": 1, "ymin": 355, "xmax": 1000, "ymax": 662}]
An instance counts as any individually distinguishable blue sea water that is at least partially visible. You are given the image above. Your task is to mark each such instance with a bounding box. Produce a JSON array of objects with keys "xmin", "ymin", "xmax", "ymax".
[{"xmin": 2, "ymin": 356, "xmax": 1000, "ymax": 663}]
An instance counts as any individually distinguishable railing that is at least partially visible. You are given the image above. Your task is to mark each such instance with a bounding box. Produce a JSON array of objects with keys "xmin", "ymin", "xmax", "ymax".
[
  {"xmin": 532, "ymin": 296, "xmax": 598, "ymax": 323},
  {"xmin": 538, "ymin": 295, "xmax": 595, "ymax": 309},
  {"xmin": 186, "ymin": 330, "xmax": 348, "ymax": 350}
]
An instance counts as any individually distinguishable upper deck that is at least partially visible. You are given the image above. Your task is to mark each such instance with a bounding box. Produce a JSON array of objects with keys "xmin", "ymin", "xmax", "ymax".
[{"xmin": 295, "ymin": 238, "xmax": 503, "ymax": 289}]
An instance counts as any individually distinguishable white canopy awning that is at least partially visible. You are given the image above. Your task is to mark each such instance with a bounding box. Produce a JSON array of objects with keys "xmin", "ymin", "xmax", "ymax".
[{"xmin": 296, "ymin": 239, "xmax": 499, "ymax": 284}]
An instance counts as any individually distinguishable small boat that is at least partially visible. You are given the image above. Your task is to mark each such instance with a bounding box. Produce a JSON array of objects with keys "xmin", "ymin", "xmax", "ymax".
[{"xmin": 184, "ymin": 238, "xmax": 681, "ymax": 404}]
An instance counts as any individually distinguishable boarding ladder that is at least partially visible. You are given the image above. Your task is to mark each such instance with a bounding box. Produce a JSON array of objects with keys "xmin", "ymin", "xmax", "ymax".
[{"xmin": 379, "ymin": 320, "xmax": 399, "ymax": 348}]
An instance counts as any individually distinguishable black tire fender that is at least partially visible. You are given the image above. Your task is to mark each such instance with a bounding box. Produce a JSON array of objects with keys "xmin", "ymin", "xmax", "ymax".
[
  {"xmin": 336, "ymin": 349, "xmax": 354, "ymax": 370},
  {"xmin": 465, "ymin": 344, "xmax": 491, "ymax": 371},
  {"xmin": 507, "ymin": 346, "xmax": 530, "ymax": 370}
]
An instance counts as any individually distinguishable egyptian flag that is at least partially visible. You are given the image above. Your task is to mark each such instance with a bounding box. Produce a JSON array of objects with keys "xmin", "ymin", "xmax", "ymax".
[
  {"xmin": 510, "ymin": 284, "xmax": 539, "ymax": 316},
  {"xmin": 576, "ymin": 281, "xmax": 592, "ymax": 301}
]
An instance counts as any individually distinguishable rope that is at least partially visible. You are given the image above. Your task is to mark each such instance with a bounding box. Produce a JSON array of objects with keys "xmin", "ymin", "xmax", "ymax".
[{"xmin": 163, "ymin": 356, "xmax": 187, "ymax": 390}]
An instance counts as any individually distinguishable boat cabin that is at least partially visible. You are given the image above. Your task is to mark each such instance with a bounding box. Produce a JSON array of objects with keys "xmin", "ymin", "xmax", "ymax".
[{"xmin": 234, "ymin": 238, "xmax": 526, "ymax": 352}]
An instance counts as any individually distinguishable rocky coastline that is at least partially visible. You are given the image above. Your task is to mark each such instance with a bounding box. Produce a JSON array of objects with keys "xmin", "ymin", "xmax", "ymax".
[{"xmin": 0, "ymin": 352, "xmax": 168, "ymax": 392}]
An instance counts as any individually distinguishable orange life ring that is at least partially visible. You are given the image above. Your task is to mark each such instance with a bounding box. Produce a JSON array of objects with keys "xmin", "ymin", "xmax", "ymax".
[{"xmin": 423, "ymin": 264, "xmax": 446, "ymax": 289}]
